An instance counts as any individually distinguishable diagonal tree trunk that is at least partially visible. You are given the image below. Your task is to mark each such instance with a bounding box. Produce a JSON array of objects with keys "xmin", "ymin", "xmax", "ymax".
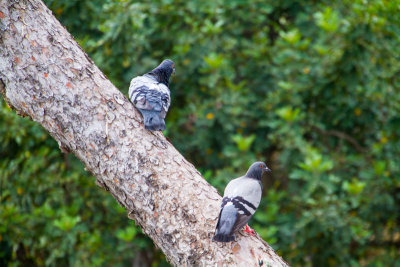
[{"xmin": 0, "ymin": 0, "xmax": 288, "ymax": 266}]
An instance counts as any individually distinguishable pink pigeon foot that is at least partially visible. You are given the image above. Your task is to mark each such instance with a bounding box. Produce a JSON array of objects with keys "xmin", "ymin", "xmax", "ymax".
[{"xmin": 243, "ymin": 224, "xmax": 256, "ymax": 236}]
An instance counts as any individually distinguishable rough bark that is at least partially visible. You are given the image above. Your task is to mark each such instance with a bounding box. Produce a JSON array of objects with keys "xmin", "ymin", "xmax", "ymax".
[{"xmin": 0, "ymin": 0, "xmax": 288, "ymax": 266}]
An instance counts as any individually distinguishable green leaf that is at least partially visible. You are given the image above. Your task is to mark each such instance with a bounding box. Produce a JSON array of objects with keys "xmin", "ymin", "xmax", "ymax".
[
  {"xmin": 116, "ymin": 226, "xmax": 137, "ymax": 242},
  {"xmin": 53, "ymin": 214, "xmax": 81, "ymax": 231},
  {"xmin": 275, "ymin": 106, "xmax": 301, "ymax": 122},
  {"xmin": 231, "ymin": 134, "xmax": 256, "ymax": 151}
]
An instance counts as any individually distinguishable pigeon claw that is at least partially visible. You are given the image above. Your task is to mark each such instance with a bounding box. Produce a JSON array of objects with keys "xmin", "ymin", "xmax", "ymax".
[{"xmin": 243, "ymin": 224, "xmax": 256, "ymax": 236}]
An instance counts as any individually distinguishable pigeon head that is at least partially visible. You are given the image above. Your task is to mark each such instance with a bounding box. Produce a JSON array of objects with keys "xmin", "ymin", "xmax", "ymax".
[
  {"xmin": 149, "ymin": 59, "xmax": 175, "ymax": 86},
  {"xmin": 245, "ymin": 161, "xmax": 271, "ymax": 180}
]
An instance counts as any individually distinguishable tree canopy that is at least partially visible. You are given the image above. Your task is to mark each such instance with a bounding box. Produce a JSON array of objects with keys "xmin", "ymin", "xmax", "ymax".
[{"xmin": 1, "ymin": 0, "xmax": 399, "ymax": 266}]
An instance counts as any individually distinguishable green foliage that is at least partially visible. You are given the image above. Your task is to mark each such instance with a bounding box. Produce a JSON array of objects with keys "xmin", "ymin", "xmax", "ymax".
[
  {"xmin": 2, "ymin": 0, "xmax": 400, "ymax": 266},
  {"xmin": 0, "ymin": 100, "xmax": 163, "ymax": 266}
]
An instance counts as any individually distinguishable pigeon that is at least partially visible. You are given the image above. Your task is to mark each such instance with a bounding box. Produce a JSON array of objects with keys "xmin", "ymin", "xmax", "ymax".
[
  {"xmin": 213, "ymin": 161, "xmax": 271, "ymax": 242},
  {"xmin": 128, "ymin": 59, "xmax": 175, "ymax": 131}
]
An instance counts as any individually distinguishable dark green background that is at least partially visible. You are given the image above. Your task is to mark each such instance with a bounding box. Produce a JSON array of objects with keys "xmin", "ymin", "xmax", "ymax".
[{"xmin": 1, "ymin": 0, "xmax": 399, "ymax": 266}]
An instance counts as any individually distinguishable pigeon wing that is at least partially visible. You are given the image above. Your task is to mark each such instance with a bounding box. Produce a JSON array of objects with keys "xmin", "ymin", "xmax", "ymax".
[
  {"xmin": 231, "ymin": 202, "xmax": 253, "ymax": 233},
  {"xmin": 223, "ymin": 177, "xmax": 262, "ymax": 233},
  {"xmin": 129, "ymin": 76, "xmax": 170, "ymax": 113},
  {"xmin": 213, "ymin": 197, "xmax": 238, "ymax": 242}
]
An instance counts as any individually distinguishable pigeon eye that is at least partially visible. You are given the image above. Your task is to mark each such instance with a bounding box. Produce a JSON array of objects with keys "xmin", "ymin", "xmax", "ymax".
[{"xmin": 259, "ymin": 164, "xmax": 263, "ymax": 168}]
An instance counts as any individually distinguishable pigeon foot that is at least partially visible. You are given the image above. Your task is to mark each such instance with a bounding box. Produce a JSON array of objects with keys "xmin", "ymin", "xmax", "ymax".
[{"xmin": 243, "ymin": 224, "xmax": 256, "ymax": 236}]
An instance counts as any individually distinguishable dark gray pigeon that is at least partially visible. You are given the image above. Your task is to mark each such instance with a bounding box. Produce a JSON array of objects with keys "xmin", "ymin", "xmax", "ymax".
[
  {"xmin": 129, "ymin": 59, "xmax": 175, "ymax": 131},
  {"xmin": 213, "ymin": 161, "xmax": 271, "ymax": 242}
]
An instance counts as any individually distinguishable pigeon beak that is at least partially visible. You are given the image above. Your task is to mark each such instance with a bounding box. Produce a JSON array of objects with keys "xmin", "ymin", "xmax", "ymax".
[
  {"xmin": 173, "ymin": 68, "xmax": 176, "ymax": 75},
  {"xmin": 264, "ymin": 167, "xmax": 271, "ymax": 173}
]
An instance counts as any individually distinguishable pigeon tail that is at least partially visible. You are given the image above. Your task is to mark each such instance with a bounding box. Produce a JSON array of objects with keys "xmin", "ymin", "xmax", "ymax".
[
  {"xmin": 213, "ymin": 204, "xmax": 237, "ymax": 242},
  {"xmin": 213, "ymin": 233, "xmax": 235, "ymax": 242},
  {"xmin": 139, "ymin": 109, "xmax": 166, "ymax": 131}
]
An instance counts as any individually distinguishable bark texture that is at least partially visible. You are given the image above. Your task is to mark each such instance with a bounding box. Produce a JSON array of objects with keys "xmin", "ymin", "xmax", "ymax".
[{"xmin": 0, "ymin": 1, "xmax": 288, "ymax": 266}]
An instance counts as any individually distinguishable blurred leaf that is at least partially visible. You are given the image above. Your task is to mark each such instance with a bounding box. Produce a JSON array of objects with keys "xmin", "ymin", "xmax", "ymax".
[{"xmin": 232, "ymin": 134, "xmax": 256, "ymax": 151}]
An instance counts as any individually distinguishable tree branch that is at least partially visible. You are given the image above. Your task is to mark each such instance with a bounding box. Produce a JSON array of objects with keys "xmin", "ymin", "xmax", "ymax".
[
  {"xmin": 0, "ymin": 0, "xmax": 288, "ymax": 266},
  {"xmin": 311, "ymin": 125, "xmax": 367, "ymax": 154}
]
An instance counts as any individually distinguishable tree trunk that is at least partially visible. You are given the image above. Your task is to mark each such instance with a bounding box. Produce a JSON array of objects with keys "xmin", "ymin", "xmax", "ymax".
[{"xmin": 0, "ymin": 0, "xmax": 288, "ymax": 266}]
